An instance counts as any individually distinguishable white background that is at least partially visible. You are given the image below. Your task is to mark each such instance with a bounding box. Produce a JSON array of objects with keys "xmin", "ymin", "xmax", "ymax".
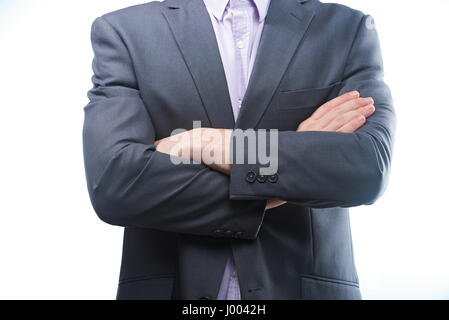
[{"xmin": 0, "ymin": 0, "xmax": 448, "ymax": 300}]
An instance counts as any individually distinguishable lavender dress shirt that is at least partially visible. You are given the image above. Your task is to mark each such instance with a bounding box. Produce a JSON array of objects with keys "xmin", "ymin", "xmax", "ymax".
[{"xmin": 202, "ymin": 0, "xmax": 270, "ymax": 300}]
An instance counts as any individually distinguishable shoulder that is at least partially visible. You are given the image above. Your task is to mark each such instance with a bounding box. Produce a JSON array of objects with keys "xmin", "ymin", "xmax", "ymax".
[
  {"xmin": 306, "ymin": 0, "xmax": 366, "ymax": 24},
  {"xmin": 91, "ymin": 1, "xmax": 169, "ymax": 38},
  {"xmin": 307, "ymin": 0, "xmax": 365, "ymax": 18},
  {"xmin": 303, "ymin": 0, "xmax": 370, "ymax": 38},
  {"xmin": 100, "ymin": 1, "xmax": 164, "ymax": 25}
]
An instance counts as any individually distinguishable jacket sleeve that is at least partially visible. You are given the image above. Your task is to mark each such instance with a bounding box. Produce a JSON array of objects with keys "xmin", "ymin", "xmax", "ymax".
[
  {"xmin": 83, "ymin": 17, "xmax": 267, "ymax": 239},
  {"xmin": 229, "ymin": 15, "xmax": 396, "ymax": 208}
]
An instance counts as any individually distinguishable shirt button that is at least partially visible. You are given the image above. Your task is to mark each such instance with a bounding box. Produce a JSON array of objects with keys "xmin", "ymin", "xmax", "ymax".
[
  {"xmin": 237, "ymin": 40, "xmax": 244, "ymax": 49},
  {"xmin": 232, "ymin": 271, "xmax": 237, "ymax": 278}
]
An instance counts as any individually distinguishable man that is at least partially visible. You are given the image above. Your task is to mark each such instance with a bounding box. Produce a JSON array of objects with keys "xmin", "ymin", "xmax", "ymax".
[{"xmin": 83, "ymin": 0, "xmax": 395, "ymax": 300}]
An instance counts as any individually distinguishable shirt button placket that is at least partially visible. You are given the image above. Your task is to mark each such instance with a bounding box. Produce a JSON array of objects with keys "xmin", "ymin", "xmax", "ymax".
[{"xmin": 232, "ymin": 7, "xmax": 249, "ymax": 110}]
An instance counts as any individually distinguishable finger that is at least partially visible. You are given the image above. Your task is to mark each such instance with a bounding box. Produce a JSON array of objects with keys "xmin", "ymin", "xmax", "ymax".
[
  {"xmin": 312, "ymin": 91, "xmax": 360, "ymax": 120},
  {"xmin": 319, "ymin": 97, "xmax": 374, "ymax": 128},
  {"xmin": 337, "ymin": 115, "xmax": 367, "ymax": 133},
  {"xmin": 359, "ymin": 104, "xmax": 376, "ymax": 119},
  {"xmin": 324, "ymin": 104, "xmax": 374, "ymax": 131},
  {"xmin": 338, "ymin": 97, "xmax": 374, "ymax": 113}
]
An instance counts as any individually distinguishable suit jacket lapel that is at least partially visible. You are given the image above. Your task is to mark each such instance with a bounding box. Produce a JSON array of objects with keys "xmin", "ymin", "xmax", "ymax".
[
  {"xmin": 236, "ymin": 0, "xmax": 316, "ymax": 129},
  {"xmin": 163, "ymin": 0, "xmax": 235, "ymax": 129}
]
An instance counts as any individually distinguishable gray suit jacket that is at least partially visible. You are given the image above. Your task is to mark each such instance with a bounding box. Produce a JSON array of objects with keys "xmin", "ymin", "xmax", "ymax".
[{"xmin": 83, "ymin": 0, "xmax": 395, "ymax": 300}]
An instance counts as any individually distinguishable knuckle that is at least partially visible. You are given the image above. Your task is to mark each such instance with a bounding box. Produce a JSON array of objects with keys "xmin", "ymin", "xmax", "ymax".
[{"xmin": 354, "ymin": 99, "xmax": 365, "ymax": 107}]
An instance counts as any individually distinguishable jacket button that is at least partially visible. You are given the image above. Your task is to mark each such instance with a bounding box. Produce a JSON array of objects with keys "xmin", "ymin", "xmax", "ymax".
[
  {"xmin": 224, "ymin": 230, "xmax": 234, "ymax": 237},
  {"xmin": 199, "ymin": 296, "xmax": 212, "ymax": 300},
  {"xmin": 246, "ymin": 171, "xmax": 257, "ymax": 183},
  {"xmin": 234, "ymin": 232, "xmax": 245, "ymax": 239},
  {"xmin": 257, "ymin": 175, "xmax": 268, "ymax": 183},
  {"xmin": 268, "ymin": 173, "xmax": 279, "ymax": 183}
]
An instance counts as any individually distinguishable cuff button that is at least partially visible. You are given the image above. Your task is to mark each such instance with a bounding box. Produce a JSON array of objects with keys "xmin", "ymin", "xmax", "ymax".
[
  {"xmin": 246, "ymin": 171, "xmax": 257, "ymax": 183},
  {"xmin": 268, "ymin": 174, "xmax": 279, "ymax": 183}
]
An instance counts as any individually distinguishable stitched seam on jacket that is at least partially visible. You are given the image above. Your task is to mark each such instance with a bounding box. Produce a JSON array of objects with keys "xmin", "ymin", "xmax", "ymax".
[{"xmin": 340, "ymin": 14, "xmax": 366, "ymax": 80}]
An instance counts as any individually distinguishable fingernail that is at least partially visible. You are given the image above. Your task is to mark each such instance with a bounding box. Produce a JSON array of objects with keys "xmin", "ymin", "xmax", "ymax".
[
  {"xmin": 358, "ymin": 115, "xmax": 366, "ymax": 122},
  {"xmin": 365, "ymin": 105, "xmax": 375, "ymax": 112},
  {"xmin": 351, "ymin": 91, "xmax": 360, "ymax": 97}
]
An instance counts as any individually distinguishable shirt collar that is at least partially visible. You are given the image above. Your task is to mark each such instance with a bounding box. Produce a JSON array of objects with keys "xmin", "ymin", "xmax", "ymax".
[{"xmin": 203, "ymin": 0, "xmax": 270, "ymax": 23}]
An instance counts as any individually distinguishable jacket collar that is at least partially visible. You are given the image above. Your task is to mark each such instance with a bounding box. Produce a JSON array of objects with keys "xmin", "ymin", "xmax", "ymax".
[{"xmin": 163, "ymin": 0, "xmax": 315, "ymax": 129}]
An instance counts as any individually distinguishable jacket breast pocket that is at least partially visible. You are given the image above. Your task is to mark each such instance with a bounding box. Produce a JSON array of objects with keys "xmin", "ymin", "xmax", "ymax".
[{"xmin": 277, "ymin": 82, "xmax": 343, "ymax": 111}]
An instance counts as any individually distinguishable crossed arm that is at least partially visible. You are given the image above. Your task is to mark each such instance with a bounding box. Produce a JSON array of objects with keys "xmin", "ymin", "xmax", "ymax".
[
  {"xmin": 83, "ymin": 15, "xmax": 395, "ymax": 240},
  {"xmin": 155, "ymin": 92, "xmax": 376, "ymax": 210}
]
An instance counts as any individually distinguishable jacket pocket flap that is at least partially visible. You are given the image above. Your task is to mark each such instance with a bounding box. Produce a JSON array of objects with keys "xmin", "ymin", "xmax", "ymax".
[
  {"xmin": 300, "ymin": 276, "xmax": 361, "ymax": 300},
  {"xmin": 278, "ymin": 82, "xmax": 343, "ymax": 110}
]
